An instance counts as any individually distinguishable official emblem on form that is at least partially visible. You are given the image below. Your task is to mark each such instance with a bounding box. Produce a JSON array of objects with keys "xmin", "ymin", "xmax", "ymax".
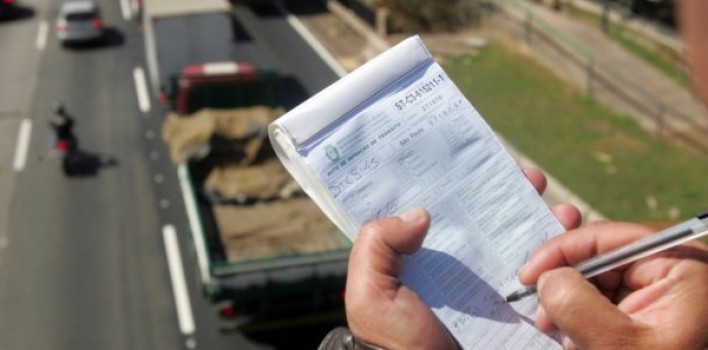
[{"xmin": 325, "ymin": 145, "xmax": 340, "ymax": 162}]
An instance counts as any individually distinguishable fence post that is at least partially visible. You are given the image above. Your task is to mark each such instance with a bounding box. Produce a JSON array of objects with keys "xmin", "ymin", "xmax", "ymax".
[
  {"xmin": 586, "ymin": 59, "xmax": 595, "ymax": 97},
  {"xmin": 525, "ymin": 11, "xmax": 532, "ymax": 44},
  {"xmin": 601, "ymin": 0, "xmax": 610, "ymax": 33},
  {"xmin": 376, "ymin": 7, "xmax": 389, "ymax": 37},
  {"xmin": 655, "ymin": 104, "xmax": 665, "ymax": 135}
]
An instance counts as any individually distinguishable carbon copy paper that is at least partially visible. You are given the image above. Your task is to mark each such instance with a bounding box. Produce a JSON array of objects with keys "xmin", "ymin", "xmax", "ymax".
[{"xmin": 269, "ymin": 36, "xmax": 564, "ymax": 349}]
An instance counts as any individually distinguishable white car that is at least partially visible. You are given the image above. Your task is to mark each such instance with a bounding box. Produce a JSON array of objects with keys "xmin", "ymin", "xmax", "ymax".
[{"xmin": 56, "ymin": 1, "xmax": 104, "ymax": 45}]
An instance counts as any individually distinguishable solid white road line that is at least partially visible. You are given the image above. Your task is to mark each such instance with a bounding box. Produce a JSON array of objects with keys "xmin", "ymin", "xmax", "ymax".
[
  {"xmin": 177, "ymin": 165, "xmax": 212, "ymax": 286},
  {"xmin": 13, "ymin": 119, "xmax": 32, "ymax": 172},
  {"xmin": 162, "ymin": 225, "xmax": 196, "ymax": 336},
  {"xmin": 119, "ymin": 0, "xmax": 132, "ymax": 21},
  {"xmin": 133, "ymin": 67, "xmax": 151, "ymax": 113},
  {"xmin": 36, "ymin": 21, "xmax": 48, "ymax": 51},
  {"xmin": 275, "ymin": 2, "xmax": 348, "ymax": 78}
]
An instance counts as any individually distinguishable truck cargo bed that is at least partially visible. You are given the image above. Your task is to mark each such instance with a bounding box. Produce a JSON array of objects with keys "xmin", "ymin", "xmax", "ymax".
[{"xmin": 214, "ymin": 198, "xmax": 349, "ymax": 264}]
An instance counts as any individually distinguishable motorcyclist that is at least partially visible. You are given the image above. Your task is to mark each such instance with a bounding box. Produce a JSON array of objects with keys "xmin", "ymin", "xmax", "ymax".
[{"xmin": 49, "ymin": 101, "xmax": 77, "ymax": 152}]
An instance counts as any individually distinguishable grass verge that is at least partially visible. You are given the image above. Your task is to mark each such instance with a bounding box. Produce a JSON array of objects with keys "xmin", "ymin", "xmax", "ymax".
[{"xmin": 444, "ymin": 41, "xmax": 708, "ymax": 225}]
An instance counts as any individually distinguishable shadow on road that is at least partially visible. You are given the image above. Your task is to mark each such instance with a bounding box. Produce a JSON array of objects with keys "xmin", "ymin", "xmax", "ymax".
[
  {"xmin": 62, "ymin": 149, "xmax": 118, "ymax": 177},
  {"xmin": 101, "ymin": 27, "xmax": 126, "ymax": 47},
  {"xmin": 241, "ymin": 318, "xmax": 345, "ymax": 349},
  {"xmin": 278, "ymin": 75, "xmax": 310, "ymax": 110},
  {"xmin": 280, "ymin": 0, "xmax": 329, "ymax": 16},
  {"xmin": 0, "ymin": 5, "xmax": 35, "ymax": 22},
  {"xmin": 232, "ymin": 16, "xmax": 254, "ymax": 43},
  {"xmin": 62, "ymin": 27, "xmax": 125, "ymax": 50},
  {"xmin": 243, "ymin": 0, "xmax": 328, "ymax": 17}
]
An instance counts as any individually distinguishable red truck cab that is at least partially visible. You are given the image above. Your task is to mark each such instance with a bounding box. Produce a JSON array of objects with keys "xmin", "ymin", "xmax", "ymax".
[{"xmin": 167, "ymin": 61, "xmax": 278, "ymax": 116}]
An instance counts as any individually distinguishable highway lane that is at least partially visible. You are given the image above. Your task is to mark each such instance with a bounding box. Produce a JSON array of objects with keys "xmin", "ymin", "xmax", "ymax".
[
  {"xmin": 231, "ymin": 3, "xmax": 342, "ymax": 104},
  {"xmin": 0, "ymin": 0, "xmax": 45, "ymax": 258},
  {"xmin": 0, "ymin": 0, "xmax": 182, "ymax": 348}
]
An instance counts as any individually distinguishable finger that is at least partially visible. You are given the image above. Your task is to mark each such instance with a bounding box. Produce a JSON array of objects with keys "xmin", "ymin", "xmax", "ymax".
[
  {"xmin": 523, "ymin": 168, "xmax": 547, "ymax": 195},
  {"xmin": 346, "ymin": 209, "xmax": 458, "ymax": 349},
  {"xmin": 535, "ymin": 304, "xmax": 555, "ymax": 333},
  {"xmin": 348, "ymin": 208, "xmax": 430, "ymax": 293},
  {"xmin": 622, "ymin": 243, "xmax": 708, "ymax": 291},
  {"xmin": 537, "ymin": 268, "xmax": 637, "ymax": 349},
  {"xmin": 616, "ymin": 243, "xmax": 708, "ymax": 313},
  {"xmin": 562, "ymin": 336, "xmax": 580, "ymax": 350},
  {"xmin": 519, "ymin": 221, "xmax": 652, "ymax": 285},
  {"xmin": 551, "ymin": 204, "xmax": 582, "ymax": 231}
]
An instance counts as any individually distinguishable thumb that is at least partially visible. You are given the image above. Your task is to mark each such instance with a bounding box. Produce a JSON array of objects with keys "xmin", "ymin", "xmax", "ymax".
[
  {"xmin": 346, "ymin": 208, "xmax": 449, "ymax": 348},
  {"xmin": 537, "ymin": 268, "xmax": 637, "ymax": 350},
  {"xmin": 348, "ymin": 208, "xmax": 430, "ymax": 290}
]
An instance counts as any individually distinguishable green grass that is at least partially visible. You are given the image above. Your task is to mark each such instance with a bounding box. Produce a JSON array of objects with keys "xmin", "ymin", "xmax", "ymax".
[
  {"xmin": 564, "ymin": 5, "xmax": 692, "ymax": 90},
  {"xmin": 444, "ymin": 42, "xmax": 708, "ymax": 225}
]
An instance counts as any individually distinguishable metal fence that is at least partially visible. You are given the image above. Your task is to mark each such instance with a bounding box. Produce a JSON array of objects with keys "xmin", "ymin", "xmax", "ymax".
[
  {"xmin": 493, "ymin": 0, "xmax": 708, "ymax": 154},
  {"xmin": 336, "ymin": 0, "xmax": 378, "ymax": 27}
]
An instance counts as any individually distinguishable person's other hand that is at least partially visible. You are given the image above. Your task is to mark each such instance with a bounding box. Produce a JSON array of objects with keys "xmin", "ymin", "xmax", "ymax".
[
  {"xmin": 345, "ymin": 168, "xmax": 582, "ymax": 349},
  {"xmin": 519, "ymin": 221, "xmax": 708, "ymax": 350}
]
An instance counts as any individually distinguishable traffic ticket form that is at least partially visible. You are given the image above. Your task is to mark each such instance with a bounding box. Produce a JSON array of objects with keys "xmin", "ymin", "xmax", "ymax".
[{"xmin": 269, "ymin": 36, "xmax": 564, "ymax": 349}]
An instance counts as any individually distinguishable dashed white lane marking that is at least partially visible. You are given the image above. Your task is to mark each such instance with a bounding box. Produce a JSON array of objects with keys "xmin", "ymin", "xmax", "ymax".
[
  {"xmin": 132, "ymin": 67, "xmax": 151, "ymax": 113},
  {"xmin": 36, "ymin": 21, "xmax": 48, "ymax": 51},
  {"xmin": 119, "ymin": 0, "xmax": 132, "ymax": 21},
  {"xmin": 275, "ymin": 2, "xmax": 347, "ymax": 78},
  {"xmin": 162, "ymin": 224, "xmax": 196, "ymax": 336},
  {"xmin": 13, "ymin": 119, "xmax": 32, "ymax": 172}
]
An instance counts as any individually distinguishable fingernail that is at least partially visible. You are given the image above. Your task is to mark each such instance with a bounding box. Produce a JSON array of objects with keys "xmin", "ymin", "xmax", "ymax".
[
  {"xmin": 562, "ymin": 335, "xmax": 575, "ymax": 350},
  {"xmin": 518, "ymin": 263, "xmax": 529, "ymax": 277},
  {"xmin": 399, "ymin": 208, "xmax": 424, "ymax": 224}
]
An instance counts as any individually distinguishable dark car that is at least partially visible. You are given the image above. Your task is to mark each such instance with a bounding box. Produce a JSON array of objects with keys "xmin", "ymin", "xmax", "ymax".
[{"xmin": 0, "ymin": 0, "xmax": 17, "ymax": 19}]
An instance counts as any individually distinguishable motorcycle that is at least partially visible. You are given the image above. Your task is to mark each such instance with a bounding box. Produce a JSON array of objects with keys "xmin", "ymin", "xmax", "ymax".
[{"xmin": 48, "ymin": 102, "xmax": 81, "ymax": 175}]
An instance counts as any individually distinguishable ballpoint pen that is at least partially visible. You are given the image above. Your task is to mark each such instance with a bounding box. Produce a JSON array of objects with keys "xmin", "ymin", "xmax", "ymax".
[{"xmin": 505, "ymin": 211, "xmax": 708, "ymax": 303}]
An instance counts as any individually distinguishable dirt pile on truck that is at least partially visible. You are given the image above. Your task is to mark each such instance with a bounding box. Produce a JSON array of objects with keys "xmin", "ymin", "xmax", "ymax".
[
  {"xmin": 162, "ymin": 107, "xmax": 349, "ymax": 264},
  {"xmin": 162, "ymin": 106, "xmax": 284, "ymax": 164}
]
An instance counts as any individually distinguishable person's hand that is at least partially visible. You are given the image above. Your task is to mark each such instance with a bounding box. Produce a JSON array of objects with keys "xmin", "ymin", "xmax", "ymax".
[
  {"xmin": 345, "ymin": 168, "xmax": 582, "ymax": 349},
  {"xmin": 519, "ymin": 221, "xmax": 708, "ymax": 350}
]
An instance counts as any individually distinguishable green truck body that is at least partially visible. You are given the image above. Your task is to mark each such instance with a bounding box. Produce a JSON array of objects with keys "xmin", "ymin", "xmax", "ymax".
[{"xmin": 167, "ymin": 62, "xmax": 350, "ymax": 329}]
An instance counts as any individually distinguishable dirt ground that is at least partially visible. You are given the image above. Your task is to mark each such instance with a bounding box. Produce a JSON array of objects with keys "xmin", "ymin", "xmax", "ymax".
[{"xmin": 294, "ymin": 4, "xmax": 490, "ymax": 71}]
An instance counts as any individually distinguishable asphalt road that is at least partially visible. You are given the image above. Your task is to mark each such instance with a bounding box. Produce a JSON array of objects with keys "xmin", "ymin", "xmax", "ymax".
[{"xmin": 0, "ymin": 0, "xmax": 344, "ymax": 349}]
